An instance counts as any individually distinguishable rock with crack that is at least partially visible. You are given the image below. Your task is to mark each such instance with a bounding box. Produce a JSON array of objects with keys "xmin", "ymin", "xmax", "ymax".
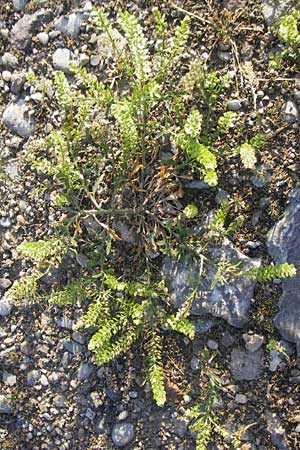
[
  {"xmin": 164, "ymin": 238, "xmax": 260, "ymax": 328},
  {"xmin": 267, "ymin": 187, "xmax": 300, "ymax": 352}
]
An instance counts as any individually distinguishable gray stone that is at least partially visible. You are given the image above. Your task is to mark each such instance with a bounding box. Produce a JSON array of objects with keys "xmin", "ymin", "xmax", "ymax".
[
  {"xmin": 190, "ymin": 357, "xmax": 201, "ymax": 371},
  {"xmin": 10, "ymin": 72, "xmax": 26, "ymax": 95},
  {"xmin": 265, "ymin": 409, "xmax": 289, "ymax": 450},
  {"xmin": 0, "ymin": 395, "xmax": 13, "ymax": 414},
  {"xmin": 0, "ymin": 278, "xmax": 12, "ymax": 290},
  {"xmin": 267, "ymin": 187, "xmax": 300, "ymax": 349},
  {"xmin": 269, "ymin": 349, "xmax": 282, "ymax": 372},
  {"xmin": 217, "ymin": 51, "xmax": 232, "ymax": 63},
  {"xmin": 2, "ymin": 100, "xmax": 35, "ymax": 137},
  {"xmin": 283, "ymin": 100, "xmax": 298, "ymax": 124},
  {"xmin": 235, "ymin": 394, "xmax": 248, "ymax": 404},
  {"xmin": 0, "ymin": 217, "xmax": 11, "ymax": 228},
  {"xmin": 164, "ymin": 238, "xmax": 260, "ymax": 328},
  {"xmin": 77, "ymin": 363, "xmax": 93, "ymax": 381},
  {"xmin": 242, "ymin": 333, "xmax": 264, "ymax": 352},
  {"xmin": 52, "ymin": 48, "xmax": 72, "ymax": 73},
  {"xmin": 36, "ymin": 32, "xmax": 49, "ymax": 46},
  {"xmin": 55, "ymin": 316, "xmax": 74, "ymax": 330},
  {"xmin": 3, "ymin": 371, "xmax": 17, "ymax": 386},
  {"xmin": 251, "ymin": 167, "xmax": 270, "ymax": 188},
  {"xmin": 207, "ymin": 339, "xmax": 219, "ymax": 350},
  {"xmin": 262, "ymin": 0, "xmax": 294, "ymax": 26},
  {"xmin": 216, "ymin": 189, "xmax": 230, "ymax": 204},
  {"xmin": 63, "ymin": 339, "xmax": 84, "ymax": 355},
  {"xmin": 118, "ymin": 411, "xmax": 129, "ymax": 421},
  {"xmin": 55, "ymin": 13, "xmax": 83, "ymax": 38},
  {"xmin": 1, "ymin": 52, "xmax": 18, "ymax": 68},
  {"xmin": 53, "ymin": 394, "xmax": 66, "ymax": 408},
  {"xmin": 95, "ymin": 417, "xmax": 107, "ymax": 435},
  {"xmin": 0, "ymin": 298, "xmax": 12, "ymax": 316},
  {"xmin": 13, "ymin": 0, "xmax": 28, "ymax": 11},
  {"xmin": 227, "ymin": 99, "xmax": 242, "ymax": 111},
  {"xmin": 27, "ymin": 369, "xmax": 41, "ymax": 386},
  {"xmin": 173, "ymin": 417, "xmax": 189, "ymax": 437},
  {"xmin": 229, "ymin": 347, "xmax": 263, "ymax": 380},
  {"xmin": 2, "ymin": 70, "xmax": 11, "ymax": 82},
  {"xmin": 112, "ymin": 423, "xmax": 135, "ymax": 447},
  {"xmin": 11, "ymin": 10, "xmax": 53, "ymax": 49}
]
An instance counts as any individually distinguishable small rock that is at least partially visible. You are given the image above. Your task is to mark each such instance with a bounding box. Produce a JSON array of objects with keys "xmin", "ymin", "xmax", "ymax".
[
  {"xmin": 79, "ymin": 53, "xmax": 89, "ymax": 66},
  {"xmin": 0, "ymin": 217, "xmax": 11, "ymax": 228},
  {"xmin": 112, "ymin": 423, "xmax": 135, "ymax": 447},
  {"xmin": 2, "ymin": 70, "xmax": 11, "ymax": 82},
  {"xmin": 27, "ymin": 369, "xmax": 41, "ymax": 387},
  {"xmin": 235, "ymin": 394, "xmax": 248, "ymax": 404},
  {"xmin": 262, "ymin": 0, "xmax": 294, "ymax": 26},
  {"xmin": 207, "ymin": 339, "xmax": 219, "ymax": 350},
  {"xmin": 83, "ymin": 1, "xmax": 93, "ymax": 11},
  {"xmin": 31, "ymin": 92, "xmax": 43, "ymax": 102},
  {"xmin": 85, "ymin": 407, "xmax": 96, "ymax": 420},
  {"xmin": 2, "ymin": 100, "xmax": 35, "ymax": 137},
  {"xmin": 190, "ymin": 358, "xmax": 201, "ymax": 371},
  {"xmin": 53, "ymin": 394, "xmax": 66, "ymax": 408},
  {"xmin": 118, "ymin": 411, "xmax": 129, "ymax": 421},
  {"xmin": 36, "ymin": 32, "xmax": 49, "ymax": 46},
  {"xmin": 227, "ymin": 99, "xmax": 242, "ymax": 111},
  {"xmin": 295, "ymin": 424, "xmax": 300, "ymax": 433},
  {"xmin": 221, "ymin": 331, "xmax": 235, "ymax": 347},
  {"xmin": 1, "ymin": 52, "xmax": 18, "ymax": 68},
  {"xmin": 194, "ymin": 319, "xmax": 214, "ymax": 334},
  {"xmin": 283, "ymin": 100, "xmax": 298, "ymax": 124},
  {"xmin": 0, "ymin": 278, "xmax": 12, "ymax": 290},
  {"xmin": 0, "ymin": 299, "xmax": 12, "ymax": 316},
  {"xmin": 40, "ymin": 374, "xmax": 49, "ymax": 386},
  {"xmin": 90, "ymin": 55, "xmax": 101, "ymax": 66},
  {"xmin": 269, "ymin": 350, "xmax": 282, "ymax": 372},
  {"xmin": 216, "ymin": 189, "xmax": 230, "ymax": 204},
  {"xmin": 242, "ymin": 333, "xmax": 264, "ymax": 352},
  {"xmin": 55, "ymin": 13, "xmax": 83, "ymax": 38},
  {"xmin": 10, "ymin": 72, "xmax": 26, "ymax": 95},
  {"xmin": 77, "ymin": 363, "xmax": 93, "ymax": 381},
  {"xmin": 265, "ymin": 409, "xmax": 289, "ymax": 450},
  {"xmin": 63, "ymin": 339, "xmax": 83, "ymax": 355},
  {"xmin": 55, "ymin": 316, "xmax": 74, "ymax": 330},
  {"xmin": 3, "ymin": 371, "xmax": 17, "ymax": 386},
  {"xmin": 186, "ymin": 180, "xmax": 210, "ymax": 190},
  {"xmin": 52, "ymin": 48, "xmax": 72, "ymax": 73},
  {"xmin": 0, "ymin": 395, "xmax": 13, "ymax": 414},
  {"xmin": 173, "ymin": 418, "xmax": 188, "ymax": 438},
  {"xmin": 229, "ymin": 348, "xmax": 263, "ymax": 381},
  {"xmin": 217, "ymin": 51, "xmax": 232, "ymax": 62},
  {"xmin": 72, "ymin": 331, "xmax": 85, "ymax": 344},
  {"xmin": 95, "ymin": 417, "xmax": 107, "ymax": 435},
  {"xmin": 13, "ymin": 0, "xmax": 28, "ymax": 11}
]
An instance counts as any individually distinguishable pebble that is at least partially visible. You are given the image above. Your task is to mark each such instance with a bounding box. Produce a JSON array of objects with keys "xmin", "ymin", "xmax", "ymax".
[
  {"xmin": 118, "ymin": 411, "xmax": 129, "ymax": 421},
  {"xmin": 63, "ymin": 339, "xmax": 84, "ymax": 355},
  {"xmin": 2, "ymin": 100, "xmax": 35, "ymax": 137},
  {"xmin": 77, "ymin": 363, "xmax": 94, "ymax": 381},
  {"xmin": 10, "ymin": 72, "xmax": 26, "ymax": 95},
  {"xmin": 36, "ymin": 32, "xmax": 49, "ymax": 46},
  {"xmin": 283, "ymin": 100, "xmax": 298, "ymax": 124},
  {"xmin": 0, "ymin": 278, "xmax": 12, "ymax": 290},
  {"xmin": 55, "ymin": 13, "xmax": 83, "ymax": 38},
  {"xmin": 55, "ymin": 316, "xmax": 74, "ymax": 330},
  {"xmin": 3, "ymin": 371, "xmax": 17, "ymax": 386},
  {"xmin": 2, "ymin": 52, "xmax": 18, "ymax": 68},
  {"xmin": 235, "ymin": 394, "xmax": 248, "ymax": 404},
  {"xmin": 52, "ymin": 48, "xmax": 72, "ymax": 73},
  {"xmin": 227, "ymin": 99, "xmax": 242, "ymax": 111},
  {"xmin": 79, "ymin": 53, "xmax": 89, "ymax": 66},
  {"xmin": 217, "ymin": 51, "xmax": 231, "ymax": 62},
  {"xmin": 207, "ymin": 339, "xmax": 219, "ymax": 350},
  {"xmin": 194, "ymin": 320, "xmax": 214, "ymax": 334},
  {"xmin": 111, "ymin": 423, "xmax": 135, "ymax": 447},
  {"xmin": 243, "ymin": 333, "xmax": 264, "ymax": 352},
  {"xmin": 27, "ymin": 369, "xmax": 41, "ymax": 387},
  {"xmin": 0, "ymin": 299, "xmax": 12, "ymax": 316},
  {"xmin": 53, "ymin": 394, "xmax": 67, "ymax": 408},
  {"xmin": 269, "ymin": 349, "xmax": 282, "ymax": 372},
  {"xmin": 2, "ymin": 70, "xmax": 11, "ymax": 82},
  {"xmin": 0, "ymin": 217, "xmax": 11, "ymax": 228},
  {"xmin": 0, "ymin": 395, "xmax": 13, "ymax": 414},
  {"xmin": 40, "ymin": 374, "xmax": 49, "ymax": 386},
  {"xmin": 190, "ymin": 357, "xmax": 201, "ymax": 371},
  {"xmin": 13, "ymin": 0, "xmax": 28, "ymax": 11}
]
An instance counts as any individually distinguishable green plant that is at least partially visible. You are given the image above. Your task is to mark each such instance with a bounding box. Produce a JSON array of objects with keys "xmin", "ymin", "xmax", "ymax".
[
  {"xmin": 186, "ymin": 350, "xmax": 230, "ymax": 450},
  {"xmin": 7, "ymin": 7, "xmax": 297, "ymax": 409},
  {"xmin": 269, "ymin": 8, "xmax": 300, "ymax": 69}
]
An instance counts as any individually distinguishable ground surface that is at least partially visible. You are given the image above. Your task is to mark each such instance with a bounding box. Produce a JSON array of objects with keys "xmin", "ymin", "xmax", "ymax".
[{"xmin": 0, "ymin": 0, "xmax": 300, "ymax": 449}]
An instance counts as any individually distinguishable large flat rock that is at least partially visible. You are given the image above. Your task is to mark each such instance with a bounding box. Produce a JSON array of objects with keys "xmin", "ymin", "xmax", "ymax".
[
  {"xmin": 267, "ymin": 187, "xmax": 300, "ymax": 351},
  {"xmin": 164, "ymin": 238, "xmax": 260, "ymax": 328}
]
